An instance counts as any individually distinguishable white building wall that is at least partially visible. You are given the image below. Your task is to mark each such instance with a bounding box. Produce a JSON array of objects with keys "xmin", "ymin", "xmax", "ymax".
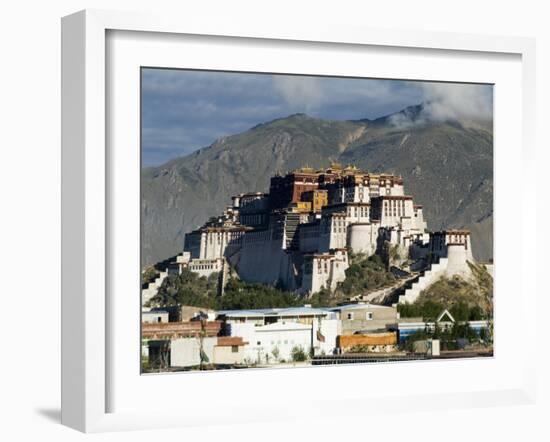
[
  {"xmin": 170, "ymin": 337, "xmax": 216, "ymax": 368},
  {"xmin": 348, "ymin": 223, "xmax": 377, "ymax": 255},
  {"xmin": 445, "ymin": 244, "xmax": 473, "ymax": 278},
  {"xmin": 403, "ymin": 199, "xmax": 414, "ymax": 218},
  {"xmin": 329, "ymin": 217, "xmax": 347, "ymax": 250},
  {"xmin": 309, "ymin": 258, "xmax": 332, "ymax": 294},
  {"xmin": 202, "ymin": 231, "xmax": 223, "ymax": 259},
  {"xmin": 227, "ymin": 322, "xmax": 312, "ymax": 363},
  {"xmin": 379, "ymin": 198, "xmax": 413, "ymax": 228},
  {"xmin": 312, "ymin": 318, "xmax": 340, "ymax": 356},
  {"xmin": 328, "ymin": 253, "xmax": 348, "ymax": 290},
  {"xmin": 389, "ymin": 184, "xmax": 405, "ymax": 196},
  {"xmin": 141, "ymin": 311, "xmax": 169, "ymax": 323},
  {"xmin": 176, "ymin": 251, "xmax": 191, "ymax": 263},
  {"xmin": 412, "ymin": 207, "xmax": 427, "ymax": 232},
  {"xmin": 345, "ymin": 204, "xmax": 370, "ymax": 223},
  {"xmin": 213, "ymin": 345, "xmax": 246, "ymax": 365},
  {"xmin": 187, "ymin": 258, "xmax": 223, "ymax": 278},
  {"xmin": 302, "ymin": 251, "xmax": 348, "ymax": 294},
  {"xmin": 227, "ymin": 319, "xmax": 339, "ymax": 362}
]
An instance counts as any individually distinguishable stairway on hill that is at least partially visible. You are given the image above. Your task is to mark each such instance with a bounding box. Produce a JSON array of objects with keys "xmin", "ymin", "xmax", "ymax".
[
  {"xmin": 142, "ymin": 271, "xmax": 168, "ymax": 307},
  {"xmin": 397, "ymin": 258, "xmax": 449, "ymax": 305}
]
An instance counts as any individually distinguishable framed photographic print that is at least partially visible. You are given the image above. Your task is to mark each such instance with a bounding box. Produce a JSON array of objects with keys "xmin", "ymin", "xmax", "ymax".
[{"xmin": 61, "ymin": 9, "xmax": 537, "ymax": 432}]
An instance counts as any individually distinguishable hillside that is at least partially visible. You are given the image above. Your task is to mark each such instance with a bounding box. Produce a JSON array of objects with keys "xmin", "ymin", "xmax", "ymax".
[{"xmin": 141, "ymin": 107, "xmax": 493, "ymax": 266}]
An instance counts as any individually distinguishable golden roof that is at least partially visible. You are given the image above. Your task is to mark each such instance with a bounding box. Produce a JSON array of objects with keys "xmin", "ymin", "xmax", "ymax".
[{"xmin": 294, "ymin": 165, "xmax": 315, "ymax": 174}]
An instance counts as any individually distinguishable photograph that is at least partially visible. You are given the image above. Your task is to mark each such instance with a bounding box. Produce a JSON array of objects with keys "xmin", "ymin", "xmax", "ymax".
[{"xmin": 140, "ymin": 69, "xmax": 494, "ymax": 373}]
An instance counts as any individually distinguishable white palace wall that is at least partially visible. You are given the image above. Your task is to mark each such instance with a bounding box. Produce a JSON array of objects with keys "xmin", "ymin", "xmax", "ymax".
[
  {"xmin": 445, "ymin": 244, "xmax": 472, "ymax": 278},
  {"xmin": 236, "ymin": 230, "xmax": 295, "ymax": 288},
  {"xmin": 348, "ymin": 223, "xmax": 378, "ymax": 255}
]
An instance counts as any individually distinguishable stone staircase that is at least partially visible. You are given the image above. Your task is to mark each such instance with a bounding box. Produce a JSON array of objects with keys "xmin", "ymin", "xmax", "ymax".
[
  {"xmin": 397, "ymin": 258, "xmax": 449, "ymax": 305},
  {"xmin": 351, "ymin": 272, "xmax": 418, "ymax": 305},
  {"xmin": 141, "ymin": 271, "xmax": 168, "ymax": 306}
]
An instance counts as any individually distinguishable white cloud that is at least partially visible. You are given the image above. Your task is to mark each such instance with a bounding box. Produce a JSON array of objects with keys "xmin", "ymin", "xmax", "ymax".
[
  {"xmin": 272, "ymin": 76, "xmax": 324, "ymax": 112},
  {"xmin": 419, "ymin": 82, "xmax": 493, "ymax": 121},
  {"xmin": 389, "ymin": 82, "xmax": 493, "ymax": 128}
]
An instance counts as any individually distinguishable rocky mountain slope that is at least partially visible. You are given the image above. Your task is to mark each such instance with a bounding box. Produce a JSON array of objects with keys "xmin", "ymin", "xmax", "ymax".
[{"xmin": 141, "ymin": 106, "xmax": 493, "ymax": 266}]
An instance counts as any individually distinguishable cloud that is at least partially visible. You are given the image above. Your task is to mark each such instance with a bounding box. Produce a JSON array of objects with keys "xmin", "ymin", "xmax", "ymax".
[
  {"xmin": 420, "ymin": 82, "xmax": 493, "ymax": 121},
  {"xmin": 389, "ymin": 82, "xmax": 493, "ymax": 128},
  {"xmin": 271, "ymin": 75, "xmax": 421, "ymax": 117},
  {"xmin": 272, "ymin": 76, "xmax": 323, "ymax": 112}
]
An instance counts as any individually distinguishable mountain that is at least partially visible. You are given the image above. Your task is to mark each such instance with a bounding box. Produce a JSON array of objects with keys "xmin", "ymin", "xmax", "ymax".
[{"xmin": 141, "ymin": 107, "xmax": 493, "ymax": 266}]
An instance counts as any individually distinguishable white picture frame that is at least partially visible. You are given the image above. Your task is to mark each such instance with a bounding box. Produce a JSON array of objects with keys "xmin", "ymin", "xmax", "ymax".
[{"xmin": 61, "ymin": 9, "xmax": 537, "ymax": 433}]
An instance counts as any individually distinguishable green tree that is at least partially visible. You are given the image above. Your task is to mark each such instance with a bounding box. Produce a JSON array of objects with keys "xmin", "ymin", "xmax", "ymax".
[
  {"xmin": 450, "ymin": 301, "xmax": 470, "ymax": 321},
  {"xmin": 148, "ymin": 269, "xmax": 219, "ymax": 309},
  {"xmin": 221, "ymin": 279, "xmax": 302, "ymax": 310},
  {"xmin": 309, "ymin": 287, "xmax": 332, "ymax": 307},
  {"xmin": 335, "ymin": 254, "xmax": 396, "ymax": 298},
  {"xmin": 290, "ymin": 346, "xmax": 308, "ymax": 362}
]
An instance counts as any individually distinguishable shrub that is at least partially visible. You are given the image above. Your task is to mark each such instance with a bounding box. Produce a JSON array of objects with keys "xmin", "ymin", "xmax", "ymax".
[
  {"xmin": 290, "ymin": 346, "xmax": 308, "ymax": 362},
  {"xmin": 335, "ymin": 254, "xmax": 396, "ymax": 297},
  {"xmin": 149, "ymin": 271, "xmax": 303, "ymax": 311}
]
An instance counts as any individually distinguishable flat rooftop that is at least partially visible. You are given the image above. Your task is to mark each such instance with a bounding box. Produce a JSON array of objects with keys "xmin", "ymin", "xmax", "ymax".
[{"xmin": 216, "ymin": 306, "xmax": 333, "ymax": 318}]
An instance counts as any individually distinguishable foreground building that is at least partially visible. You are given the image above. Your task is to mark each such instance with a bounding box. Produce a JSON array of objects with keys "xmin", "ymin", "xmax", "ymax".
[
  {"xmin": 337, "ymin": 332, "xmax": 398, "ymax": 353},
  {"xmin": 387, "ymin": 309, "xmax": 490, "ymax": 344},
  {"xmin": 218, "ymin": 306, "xmax": 340, "ymax": 362},
  {"xmin": 142, "ymin": 303, "xmax": 491, "ymax": 369},
  {"xmin": 329, "ymin": 303, "xmax": 398, "ymax": 335}
]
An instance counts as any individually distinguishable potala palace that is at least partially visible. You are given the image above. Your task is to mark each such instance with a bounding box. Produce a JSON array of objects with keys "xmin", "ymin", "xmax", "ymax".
[{"xmin": 143, "ymin": 163, "xmax": 487, "ymax": 306}]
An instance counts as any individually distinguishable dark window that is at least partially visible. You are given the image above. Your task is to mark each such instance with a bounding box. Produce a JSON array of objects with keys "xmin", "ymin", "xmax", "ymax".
[{"xmin": 231, "ymin": 345, "xmax": 239, "ymax": 353}]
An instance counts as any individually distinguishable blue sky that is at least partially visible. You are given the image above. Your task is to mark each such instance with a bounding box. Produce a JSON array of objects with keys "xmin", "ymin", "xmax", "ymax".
[{"xmin": 141, "ymin": 68, "xmax": 493, "ymax": 167}]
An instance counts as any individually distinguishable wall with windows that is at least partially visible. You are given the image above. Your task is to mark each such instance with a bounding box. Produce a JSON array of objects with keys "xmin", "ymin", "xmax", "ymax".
[{"xmin": 333, "ymin": 305, "xmax": 398, "ymax": 335}]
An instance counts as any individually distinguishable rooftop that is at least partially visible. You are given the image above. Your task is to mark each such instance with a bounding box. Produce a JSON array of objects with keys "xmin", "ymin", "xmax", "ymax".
[
  {"xmin": 216, "ymin": 336, "xmax": 248, "ymax": 347},
  {"xmin": 433, "ymin": 229, "xmax": 471, "ymax": 235},
  {"xmin": 216, "ymin": 306, "xmax": 333, "ymax": 318},
  {"xmin": 330, "ymin": 303, "xmax": 395, "ymax": 311}
]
